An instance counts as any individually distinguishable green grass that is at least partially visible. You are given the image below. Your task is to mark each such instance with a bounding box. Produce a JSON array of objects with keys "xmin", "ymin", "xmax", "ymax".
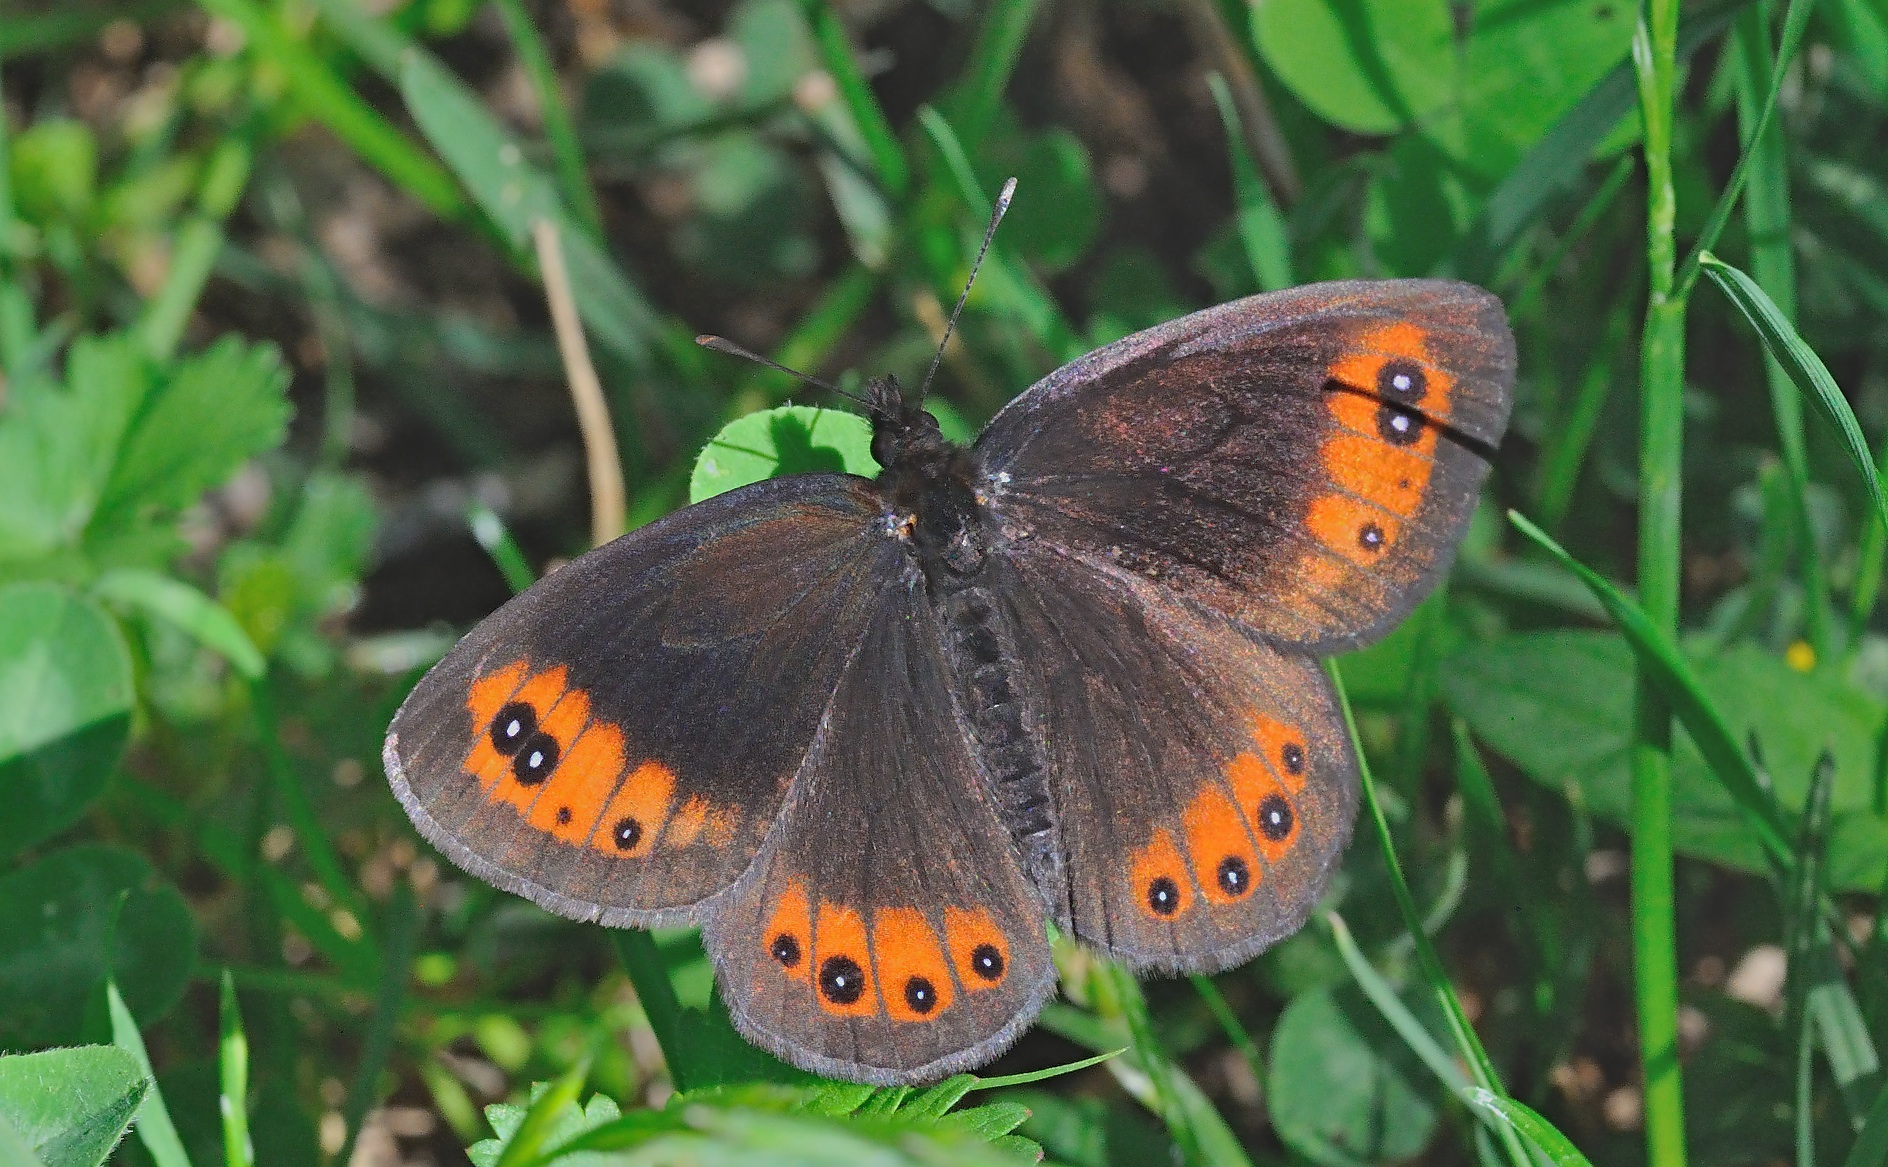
[{"xmin": 5, "ymin": 0, "xmax": 1888, "ymax": 1164}]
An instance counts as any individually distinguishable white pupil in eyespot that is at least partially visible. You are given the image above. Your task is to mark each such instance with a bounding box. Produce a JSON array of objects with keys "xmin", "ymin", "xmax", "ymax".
[
  {"xmin": 1392, "ymin": 414, "xmax": 1410, "ymax": 431},
  {"xmin": 506, "ymin": 719, "xmax": 521, "ymax": 737},
  {"xmin": 1393, "ymin": 373, "xmax": 1411, "ymax": 390},
  {"xmin": 528, "ymin": 750, "xmax": 543, "ymax": 767}
]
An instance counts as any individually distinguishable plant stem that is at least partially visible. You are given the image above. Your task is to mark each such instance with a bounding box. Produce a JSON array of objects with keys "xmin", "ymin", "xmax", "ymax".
[
  {"xmin": 491, "ymin": 0, "xmax": 602, "ymax": 239},
  {"xmin": 1630, "ymin": 0, "xmax": 1689, "ymax": 1160}
]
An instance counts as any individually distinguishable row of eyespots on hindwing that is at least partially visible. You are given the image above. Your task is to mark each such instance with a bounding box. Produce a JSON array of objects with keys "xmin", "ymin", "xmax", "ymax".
[
  {"xmin": 1290, "ymin": 323, "xmax": 1457, "ymax": 608},
  {"xmin": 461, "ymin": 660, "xmax": 734, "ymax": 859},
  {"xmin": 1127, "ymin": 712, "xmax": 1309, "ymax": 921},
  {"xmin": 760, "ymin": 886, "xmax": 1010, "ymax": 1023}
]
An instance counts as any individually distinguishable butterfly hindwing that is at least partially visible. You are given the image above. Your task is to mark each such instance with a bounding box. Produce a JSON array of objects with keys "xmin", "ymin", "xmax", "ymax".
[
  {"xmin": 384, "ymin": 475, "xmax": 905, "ymax": 926},
  {"xmin": 703, "ymin": 588, "xmax": 1056, "ymax": 1085},
  {"xmin": 976, "ymin": 279, "xmax": 1515, "ymax": 652},
  {"xmin": 986, "ymin": 545, "xmax": 1358, "ymax": 971}
]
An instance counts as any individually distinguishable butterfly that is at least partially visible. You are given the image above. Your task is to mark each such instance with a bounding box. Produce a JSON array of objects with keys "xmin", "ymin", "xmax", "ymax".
[{"xmin": 384, "ymin": 276, "xmax": 1515, "ymax": 1085}]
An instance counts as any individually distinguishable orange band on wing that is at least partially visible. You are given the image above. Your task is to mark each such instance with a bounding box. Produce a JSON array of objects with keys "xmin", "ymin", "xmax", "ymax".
[
  {"xmin": 873, "ymin": 907, "xmax": 955, "ymax": 1023},
  {"xmin": 1327, "ymin": 321, "xmax": 1455, "ymax": 423},
  {"xmin": 1307, "ymin": 494, "xmax": 1401, "ymax": 564},
  {"xmin": 525, "ymin": 718, "xmax": 625, "ymax": 843},
  {"xmin": 760, "ymin": 881, "xmax": 813, "ymax": 985},
  {"xmin": 1183, "ymin": 786, "xmax": 1261, "ymax": 905},
  {"xmin": 661, "ymin": 796, "xmax": 737, "ymax": 850},
  {"xmin": 812, "ymin": 901, "xmax": 876, "ymax": 1018},
  {"xmin": 478, "ymin": 666, "xmax": 570, "ymax": 792},
  {"xmin": 1128, "ymin": 828, "xmax": 1194, "ymax": 920},
  {"xmin": 495, "ymin": 685, "xmax": 589, "ymax": 813},
  {"xmin": 1243, "ymin": 713, "xmax": 1311, "ymax": 795},
  {"xmin": 1323, "ymin": 432, "xmax": 1434, "ymax": 519},
  {"xmin": 463, "ymin": 661, "xmax": 528, "ymax": 788},
  {"xmin": 1326, "ymin": 389, "xmax": 1440, "ymax": 458},
  {"xmin": 943, "ymin": 907, "xmax": 1010, "ymax": 991},
  {"xmin": 587, "ymin": 760, "xmax": 676, "ymax": 858},
  {"xmin": 1226, "ymin": 753, "xmax": 1300, "ymax": 864}
]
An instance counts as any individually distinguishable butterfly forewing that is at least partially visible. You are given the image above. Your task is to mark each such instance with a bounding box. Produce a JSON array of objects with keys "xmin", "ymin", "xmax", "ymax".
[
  {"xmin": 703, "ymin": 590, "xmax": 1055, "ymax": 1084},
  {"xmin": 384, "ymin": 475, "xmax": 904, "ymax": 926},
  {"xmin": 976, "ymin": 279, "xmax": 1515, "ymax": 651}
]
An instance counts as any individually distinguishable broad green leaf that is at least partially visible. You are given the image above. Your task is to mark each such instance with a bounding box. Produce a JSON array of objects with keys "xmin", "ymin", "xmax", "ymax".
[
  {"xmin": 689, "ymin": 406, "xmax": 877, "ymax": 503},
  {"xmin": 1701, "ymin": 253, "xmax": 1888, "ymax": 532},
  {"xmin": 1444, "ymin": 628, "xmax": 1888, "ymax": 886},
  {"xmin": 92, "ymin": 571, "xmax": 264, "ymax": 680},
  {"xmin": 1267, "ymin": 986, "xmax": 1439, "ymax": 1164},
  {"xmin": 1461, "ymin": 1089, "xmax": 1595, "ymax": 1166},
  {"xmin": 9, "ymin": 119, "xmax": 96, "ymax": 223},
  {"xmin": 0, "ymin": 846, "xmax": 197, "ymax": 1048},
  {"xmin": 1253, "ymin": 0, "xmax": 1455, "ymax": 135},
  {"xmin": 0, "ymin": 336, "xmax": 148, "ymax": 564},
  {"xmin": 0, "ymin": 583, "xmax": 133, "ymax": 861},
  {"xmin": 93, "ymin": 337, "xmax": 290, "ymax": 527},
  {"xmin": 0, "ymin": 1047, "xmax": 145, "ymax": 1167}
]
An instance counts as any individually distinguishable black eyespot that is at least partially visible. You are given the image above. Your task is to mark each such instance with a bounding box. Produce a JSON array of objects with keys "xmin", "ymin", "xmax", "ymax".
[
  {"xmin": 555, "ymin": 806, "xmax": 572, "ymax": 825},
  {"xmin": 1377, "ymin": 402, "xmax": 1423, "ymax": 446},
  {"xmin": 904, "ymin": 976, "xmax": 938, "ymax": 1015},
  {"xmin": 1147, "ymin": 876, "xmax": 1181, "ymax": 916},
  {"xmin": 1282, "ymin": 742, "xmax": 1306, "ymax": 776},
  {"xmin": 970, "ymin": 944, "xmax": 1005, "ymax": 982},
  {"xmin": 612, "ymin": 816, "xmax": 642, "ymax": 851},
  {"xmin": 819, "ymin": 955, "xmax": 865, "ymax": 1005},
  {"xmin": 511, "ymin": 733, "xmax": 559, "ymax": 785},
  {"xmin": 1378, "ymin": 359, "xmax": 1426, "ymax": 401},
  {"xmin": 1359, "ymin": 523, "xmax": 1385, "ymax": 552},
  {"xmin": 1217, "ymin": 856, "xmax": 1251, "ymax": 897},
  {"xmin": 489, "ymin": 702, "xmax": 536, "ymax": 756},
  {"xmin": 1257, "ymin": 794, "xmax": 1295, "ymax": 842},
  {"xmin": 770, "ymin": 933, "xmax": 801, "ymax": 967}
]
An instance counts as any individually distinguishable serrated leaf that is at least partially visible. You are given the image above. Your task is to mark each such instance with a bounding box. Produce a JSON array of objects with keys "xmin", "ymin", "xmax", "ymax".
[
  {"xmin": 93, "ymin": 337, "xmax": 290, "ymax": 526},
  {"xmin": 0, "ymin": 1048, "xmax": 145, "ymax": 1167},
  {"xmin": 940, "ymin": 1100, "xmax": 1032, "ymax": 1141}
]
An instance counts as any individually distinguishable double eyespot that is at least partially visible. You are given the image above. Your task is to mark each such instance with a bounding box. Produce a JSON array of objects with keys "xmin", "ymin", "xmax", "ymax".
[{"xmin": 462, "ymin": 660, "xmax": 726, "ymax": 857}]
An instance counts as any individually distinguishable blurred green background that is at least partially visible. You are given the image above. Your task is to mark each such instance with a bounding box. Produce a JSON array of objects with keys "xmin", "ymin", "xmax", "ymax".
[{"xmin": 4, "ymin": 0, "xmax": 1888, "ymax": 1164}]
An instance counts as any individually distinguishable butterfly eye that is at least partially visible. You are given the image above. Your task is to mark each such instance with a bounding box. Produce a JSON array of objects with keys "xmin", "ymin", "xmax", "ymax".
[
  {"xmin": 903, "ymin": 976, "xmax": 938, "ymax": 1015},
  {"xmin": 1256, "ymin": 794, "xmax": 1295, "ymax": 843},
  {"xmin": 512, "ymin": 733, "xmax": 560, "ymax": 785},
  {"xmin": 489, "ymin": 702, "xmax": 537, "ymax": 756},
  {"xmin": 818, "ymin": 955, "xmax": 866, "ymax": 1005},
  {"xmin": 770, "ymin": 933, "xmax": 801, "ymax": 967},
  {"xmin": 1378, "ymin": 359, "xmax": 1427, "ymax": 401},
  {"xmin": 1281, "ymin": 742, "xmax": 1306, "ymax": 776},
  {"xmin": 1216, "ymin": 856, "xmax": 1252, "ymax": 897}
]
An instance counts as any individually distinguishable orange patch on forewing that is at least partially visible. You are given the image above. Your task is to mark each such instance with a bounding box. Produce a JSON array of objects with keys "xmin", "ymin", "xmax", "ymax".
[
  {"xmin": 1327, "ymin": 321, "xmax": 1456, "ymax": 422},
  {"xmin": 1183, "ymin": 786, "xmax": 1261, "ymax": 905},
  {"xmin": 760, "ymin": 881, "xmax": 813, "ymax": 984},
  {"xmin": 1227, "ymin": 750, "xmax": 1300, "ymax": 865},
  {"xmin": 587, "ymin": 759, "xmax": 676, "ymax": 858},
  {"xmin": 1127, "ymin": 828, "xmax": 1194, "ymax": 920},
  {"xmin": 525, "ymin": 717, "xmax": 625, "ymax": 843},
  {"xmin": 1326, "ymin": 388, "xmax": 1441, "ymax": 458},
  {"xmin": 475, "ymin": 666, "xmax": 571, "ymax": 792},
  {"xmin": 495, "ymin": 686, "xmax": 591, "ymax": 813},
  {"xmin": 1246, "ymin": 713, "xmax": 1311, "ymax": 795},
  {"xmin": 872, "ymin": 908, "xmax": 956, "ymax": 1023},
  {"xmin": 1307, "ymin": 495, "xmax": 1401, "ymax": 565},
  {"xmin": 463, "ymin": 661, "xmax": 529, "ymax": 786},
  {"xmin": 943, "ymin": 906, "xmax": 1009, "ymax": 991},
  {"xmin": 811, "ymin": 901, "xmax": 876, "ymax": 1018},
  {"xmin": 1323, "ymin": 432, "xmax": 1434, "ymax": 518}
]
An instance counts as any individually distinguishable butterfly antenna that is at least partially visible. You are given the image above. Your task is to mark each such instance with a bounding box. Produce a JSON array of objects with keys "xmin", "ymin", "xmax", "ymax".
[
  {"xmin": 917, "ymin": 176, "xmax": 1017, "ymax": 405},
  {"xmin": 695, "ymin": 335, "xmax": 876, "ymax": 413}
]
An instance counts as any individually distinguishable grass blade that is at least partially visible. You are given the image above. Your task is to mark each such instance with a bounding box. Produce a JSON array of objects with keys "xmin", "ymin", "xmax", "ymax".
[
  {"xmin": 1847, "ymin": 1079, "xmax": 1888, "ymax": 1167},
  {"xmin": 108, "ymin": 981, "xmax": 192, "ymax": 1167},
  {"xmin": 966, "ymin": 1049, "xmax": 1122, "ymax": 1091},
  {"xmin": 494, "ymin": 1059, "xmax": 588, "ymax": 1167},
  {"xmin": 948, "ymin": 0, "xmax": 1040, "ymax": 149},
  {"xmin": 217, "ymin": 973, "xmax": 251, "ymax": 1167},
  {"xmin": 803, "ymin": 0, "xmax": 909, "ymax": 197},
  {"xmin": 93, "ymin": 570, "xmax": 265, "ymax": 680},
  {"xmin": 1328, "ymin": 664, "xmax": 1533, "ymax": 1167},
  {"xmin": 491, "ymin": 0, "xmax": 602, "ymax": 238},
  {"xmin": 1325, "ymin": 913, "xmax": 1470, "ymax": 1095},
  {"xmin": 1508, "ymin": 511, "xmax": 1793, "ymax": 864},
  {"xmin": 1206, "ymin": 71, "xmax": 1292, "ymax": 292},
  {"xmin": 469, "ymin": 503, "xmax": 537, "ymax": 595},
  {"xmin": 1786, "ymin": 753, "xmax": 1837, "ymax": 1167},
  {"xmin": 1463, "ymin": 1090, "xmax": 1597, "ymax": 1167},
  {"xmin": 1702, "ymin": 252, "xmax": 1888, "ymax": 534}
]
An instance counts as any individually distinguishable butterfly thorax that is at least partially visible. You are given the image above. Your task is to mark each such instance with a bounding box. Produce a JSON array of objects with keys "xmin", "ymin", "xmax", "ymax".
[{"xmin": 869, "ymin": 376, "xmax": 989, "ymax": 584}]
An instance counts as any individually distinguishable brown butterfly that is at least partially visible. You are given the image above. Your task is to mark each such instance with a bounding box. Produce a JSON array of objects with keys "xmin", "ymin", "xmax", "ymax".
[{"xmin": 384, "ymin": 276, "xmax": 1515, "ymax": 1084}]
